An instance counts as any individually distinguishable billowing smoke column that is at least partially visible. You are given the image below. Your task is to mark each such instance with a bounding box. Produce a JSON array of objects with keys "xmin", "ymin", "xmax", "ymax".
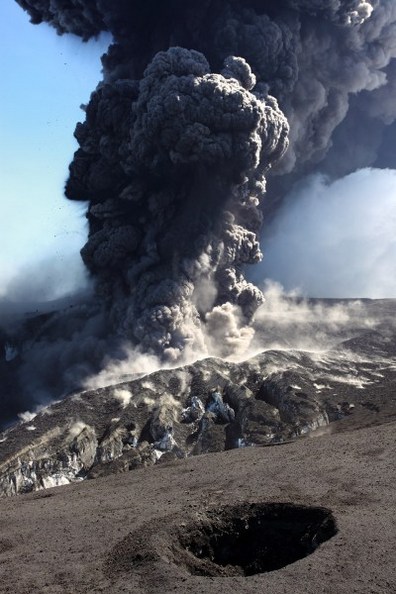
[
  {"xmin": 67, "ymin": 49, "xmax": 288, "ymax": 358},
  {"xmin": 15, "ymin": 1, "xmax": 291, "ymax": 359},
  {"xmin": 12, "ymin": 1, "xmax": 396, "ymax": 364}
]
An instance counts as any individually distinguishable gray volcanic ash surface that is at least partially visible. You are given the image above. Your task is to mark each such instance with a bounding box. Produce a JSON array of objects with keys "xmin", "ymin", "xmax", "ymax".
[{"xmin": 0, "ymin": 410, "xmax": 394, "ymax": 593}]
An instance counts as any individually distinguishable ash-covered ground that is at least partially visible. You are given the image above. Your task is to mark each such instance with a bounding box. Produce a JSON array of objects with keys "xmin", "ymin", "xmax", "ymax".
[{"xmin": 0, "ymin": 383, "xmax": 394, "ymax": 593}]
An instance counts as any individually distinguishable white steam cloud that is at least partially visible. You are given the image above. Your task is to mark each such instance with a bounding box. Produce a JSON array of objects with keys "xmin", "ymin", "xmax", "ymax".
[
  {"xmin": 253, "ymin": 281, "xmax": 377, "ymax": 352},
  {"xmin": 0, "ymin": 253, "xmax": 91, "ymax": 303},
  {"xmin": 258, "ymin": 168, "xmax": 396, "ymax": 298}
]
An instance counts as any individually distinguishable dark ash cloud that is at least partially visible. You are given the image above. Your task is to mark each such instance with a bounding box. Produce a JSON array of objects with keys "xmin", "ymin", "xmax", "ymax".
[{"xmin": 5, "ymin": 0, "xmax": 396, "ymax": 425}]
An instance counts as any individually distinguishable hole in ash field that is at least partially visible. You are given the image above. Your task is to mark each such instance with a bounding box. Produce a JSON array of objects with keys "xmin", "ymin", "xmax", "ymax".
[{"xmin": 177, "ymin": 503, "xmax": 337, "ymax": 576}]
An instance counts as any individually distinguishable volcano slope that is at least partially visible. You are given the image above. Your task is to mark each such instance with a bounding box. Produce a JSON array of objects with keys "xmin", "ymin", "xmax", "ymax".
[
  {"xmin": 0, "ymin": 409, "xmax": 394, "ymax": 593},
  {"xmin": 0, "ymin": 298, "xmax": 395, "ymax": 592},
  {"xmin": 1, "ymin": 298, "xmax": 396, "ymax": 496}
]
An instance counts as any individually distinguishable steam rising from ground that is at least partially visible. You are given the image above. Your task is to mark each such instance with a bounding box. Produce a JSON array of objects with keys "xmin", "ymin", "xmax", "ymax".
[
  {"xmin": 253, "ymin": 281, "xmax": 380, "ymax": 352},
  {"xmin": 81, "ymin": 282, "xmax": 385, "ymax": 392},
  {"xmin": 258, "ymin": 169, "xmax": 396, "ymax": 298}
]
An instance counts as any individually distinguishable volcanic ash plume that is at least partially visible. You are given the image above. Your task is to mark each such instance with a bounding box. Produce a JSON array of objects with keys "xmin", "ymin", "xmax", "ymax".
[
  {"xmin": 9, "ymin": 0, "xmax": 396, "ymax": 400},
  {"xmin": 17, "ymin": 0, "xmax": 396, "ymax": 182},
  {"xmin": 66, "ymin": 48, "xmax": 289, "ymax": 358}
]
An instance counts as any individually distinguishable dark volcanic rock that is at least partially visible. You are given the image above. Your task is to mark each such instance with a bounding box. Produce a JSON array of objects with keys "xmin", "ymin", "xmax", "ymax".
[{"xmin": 1, "ymin": 307, "xmax": 396, "ymax": 496}]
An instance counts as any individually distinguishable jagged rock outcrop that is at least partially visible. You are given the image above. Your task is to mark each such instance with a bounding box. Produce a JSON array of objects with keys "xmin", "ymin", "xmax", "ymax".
[{"xmin": 1, "ymin": 324, "xmax": 395, "ymax": 496}]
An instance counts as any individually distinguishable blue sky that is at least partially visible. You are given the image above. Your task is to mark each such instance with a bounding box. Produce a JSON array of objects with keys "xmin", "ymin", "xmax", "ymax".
[{"xmin": 0, "ymin": 1, "xmax": 110, "ymax": 301}]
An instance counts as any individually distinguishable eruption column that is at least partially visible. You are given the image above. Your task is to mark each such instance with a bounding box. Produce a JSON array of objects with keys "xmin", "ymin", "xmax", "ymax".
[
  {"xmin": 13, "ymin": 0, "xmax": 396, "ymax": 362},
  {"xmin": 67, "ymin": 47, "xmax": 289, "ymax": 358}
]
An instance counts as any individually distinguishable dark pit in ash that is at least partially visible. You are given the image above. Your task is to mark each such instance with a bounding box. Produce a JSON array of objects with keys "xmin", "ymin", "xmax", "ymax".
[{"xmin": 178, "ymin": 503, "xmax": 337, "ymax": 576}]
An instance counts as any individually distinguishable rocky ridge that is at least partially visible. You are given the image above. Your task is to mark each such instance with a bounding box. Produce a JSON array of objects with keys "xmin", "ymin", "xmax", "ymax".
[{"xmin": 1, "ymin": 322, "xmax": 395, "ymax": 497}]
